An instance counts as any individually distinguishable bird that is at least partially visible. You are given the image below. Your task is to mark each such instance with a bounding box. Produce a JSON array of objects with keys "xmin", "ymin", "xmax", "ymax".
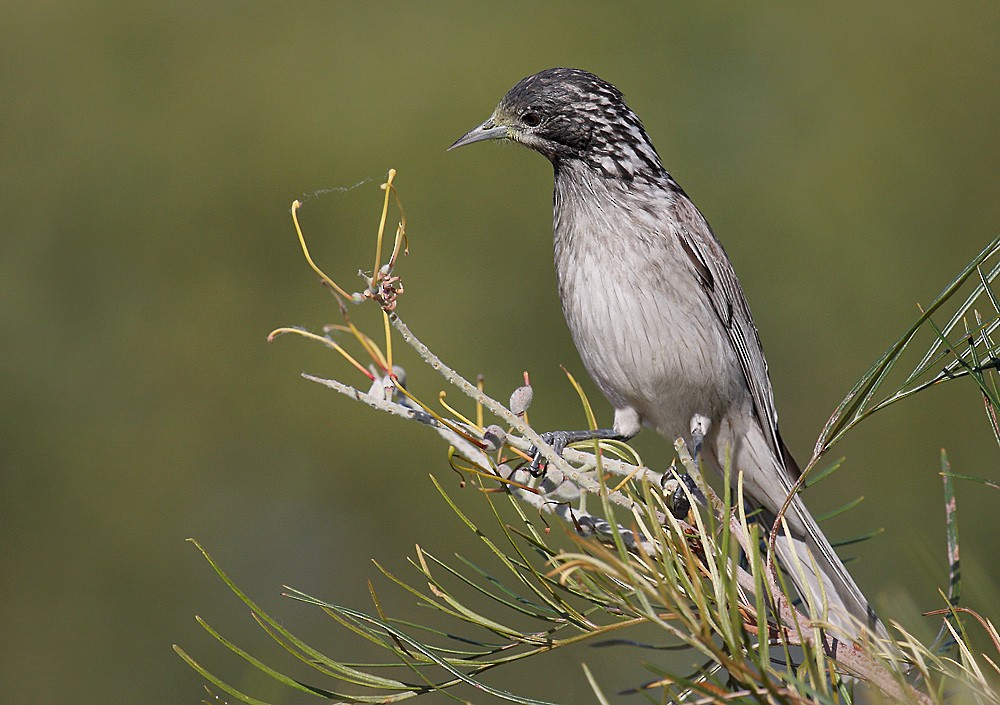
[{"xmin": 449, "ymin": 67, "xmax": 883, "ymax": 641}]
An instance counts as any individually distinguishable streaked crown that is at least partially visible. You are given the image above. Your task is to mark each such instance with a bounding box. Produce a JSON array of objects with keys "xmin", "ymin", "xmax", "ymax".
[{"xmin": 483, "ymin": 68, "xmax": 669, "ymax": 184}]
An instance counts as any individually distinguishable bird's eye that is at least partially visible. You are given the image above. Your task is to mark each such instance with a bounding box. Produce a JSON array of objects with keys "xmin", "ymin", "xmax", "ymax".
[{"xmin": 522, "ymin": 111, "xmax": 542, "ymax": 127}]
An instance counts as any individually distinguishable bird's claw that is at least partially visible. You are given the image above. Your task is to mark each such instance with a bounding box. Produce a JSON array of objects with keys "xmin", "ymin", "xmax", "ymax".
[
  {"xmin": 527, "ymin": 431, "xmax": 572, "ymax": 476},
  {"xmin": 662, "ymin": 471, "xmax": 701, "ymax": 519}
]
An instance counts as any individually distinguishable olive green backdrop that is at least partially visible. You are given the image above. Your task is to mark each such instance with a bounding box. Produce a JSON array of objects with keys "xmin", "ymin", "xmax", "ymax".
[{"xmin": 2, "ymin": 3, "xmax": 998, "ymax": 704}]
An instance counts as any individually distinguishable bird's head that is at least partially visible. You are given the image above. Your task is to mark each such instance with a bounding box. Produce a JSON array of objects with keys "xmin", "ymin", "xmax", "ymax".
[{"xmin": 449, "ymin": 68, "xmax": 666, "ymax": 181}]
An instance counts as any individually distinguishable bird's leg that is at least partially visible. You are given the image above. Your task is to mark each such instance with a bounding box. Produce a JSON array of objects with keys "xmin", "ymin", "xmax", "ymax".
[
  {"xmin": 527, "ymin": 428, "xmax": 628, "ymax": 476},
  {"xmin": 666, "ymin": 415, "xmax": 712, "ymax": 518},
  {"xmin": 689, "ymin": 414, "xmax": 711, "ymax": 462}
]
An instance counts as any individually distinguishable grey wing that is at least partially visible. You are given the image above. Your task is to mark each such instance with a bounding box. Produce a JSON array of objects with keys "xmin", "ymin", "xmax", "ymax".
[
  {"xmin": 672, "ymin": 201, "xmax": 792, "ymax": 479},
  {"xmin": 674, "ymin": 204, "xmax": 884, "ymax": 632}
]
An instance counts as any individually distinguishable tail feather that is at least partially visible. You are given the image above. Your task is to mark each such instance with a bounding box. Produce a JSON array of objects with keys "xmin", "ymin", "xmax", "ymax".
[
  {"xmin": 715, "ymin": 423, "xmax": 886, "ymax": 642},
  {"xmin": 772, "ymin": 501, "xmax": 888, "ymax": 640}
]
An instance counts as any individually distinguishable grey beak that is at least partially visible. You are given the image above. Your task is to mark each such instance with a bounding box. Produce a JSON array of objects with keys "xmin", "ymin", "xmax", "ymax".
[{"xmin": 448, "ymin": 117, "xmax": 510, "ymax": 151}]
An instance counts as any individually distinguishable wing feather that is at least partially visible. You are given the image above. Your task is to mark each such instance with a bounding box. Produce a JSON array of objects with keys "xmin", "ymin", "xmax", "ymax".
[{"xmin": 672, "ymin": 196, "xmax": 792, "ymax": 479}]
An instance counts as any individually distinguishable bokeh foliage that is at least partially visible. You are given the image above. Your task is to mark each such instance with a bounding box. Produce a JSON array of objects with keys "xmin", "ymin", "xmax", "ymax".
[{"xmin": 2, "ymin": 3, "xmax": 998, "ymax": 704}]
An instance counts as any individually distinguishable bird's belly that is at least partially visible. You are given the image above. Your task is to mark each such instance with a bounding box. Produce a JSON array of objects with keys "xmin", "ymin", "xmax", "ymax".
[{"xmin": 558, "ymin": 249, "xmax": 742, "ymax": 441}]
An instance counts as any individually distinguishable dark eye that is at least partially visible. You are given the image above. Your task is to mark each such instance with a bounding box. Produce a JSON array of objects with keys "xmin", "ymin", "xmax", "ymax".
[{"xmin": 522, "ymin": 111, "xmax": 541, "ymax": 127}]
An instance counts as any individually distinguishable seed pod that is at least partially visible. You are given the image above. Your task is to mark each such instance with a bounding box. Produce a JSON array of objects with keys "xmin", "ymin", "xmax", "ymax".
[
  {"xmin": 509, "ymin": 385, "xmax": 533, "ymax": 416},
  {"xmin": 481, "ymin": 424, "xmax": 507, "ymax": 452}
]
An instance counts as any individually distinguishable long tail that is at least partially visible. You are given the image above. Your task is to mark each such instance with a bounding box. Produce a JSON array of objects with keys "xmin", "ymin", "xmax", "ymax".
[
  {"xmin": 772, "ymin": 496, "xmax": 888, "ymax": 641},
  {"xmin": 715, "ymin": 426, "xmax": 886, "ymax": 641}
]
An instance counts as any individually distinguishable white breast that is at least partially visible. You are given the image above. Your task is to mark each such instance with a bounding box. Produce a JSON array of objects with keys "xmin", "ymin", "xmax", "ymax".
[{"xmin": 552, "ymin": 167, "xmax": 745, "ymax": 442}]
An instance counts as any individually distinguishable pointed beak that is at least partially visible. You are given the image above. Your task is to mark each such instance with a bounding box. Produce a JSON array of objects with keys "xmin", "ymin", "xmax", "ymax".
[{"xmin": 448, "ymin": 117, "xmax": 510, "ymax": 151}]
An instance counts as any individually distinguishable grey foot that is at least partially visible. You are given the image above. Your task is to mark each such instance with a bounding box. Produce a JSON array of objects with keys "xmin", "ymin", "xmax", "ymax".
[{"xmin": 527, "ymin": 428, "xmax": 625, "ymax": 476}]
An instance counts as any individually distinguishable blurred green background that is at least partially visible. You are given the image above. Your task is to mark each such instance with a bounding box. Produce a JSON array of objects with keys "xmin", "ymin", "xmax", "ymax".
[{"xmin": 2, "ymin": 3, "xmax": 999, "ymax": 703}]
